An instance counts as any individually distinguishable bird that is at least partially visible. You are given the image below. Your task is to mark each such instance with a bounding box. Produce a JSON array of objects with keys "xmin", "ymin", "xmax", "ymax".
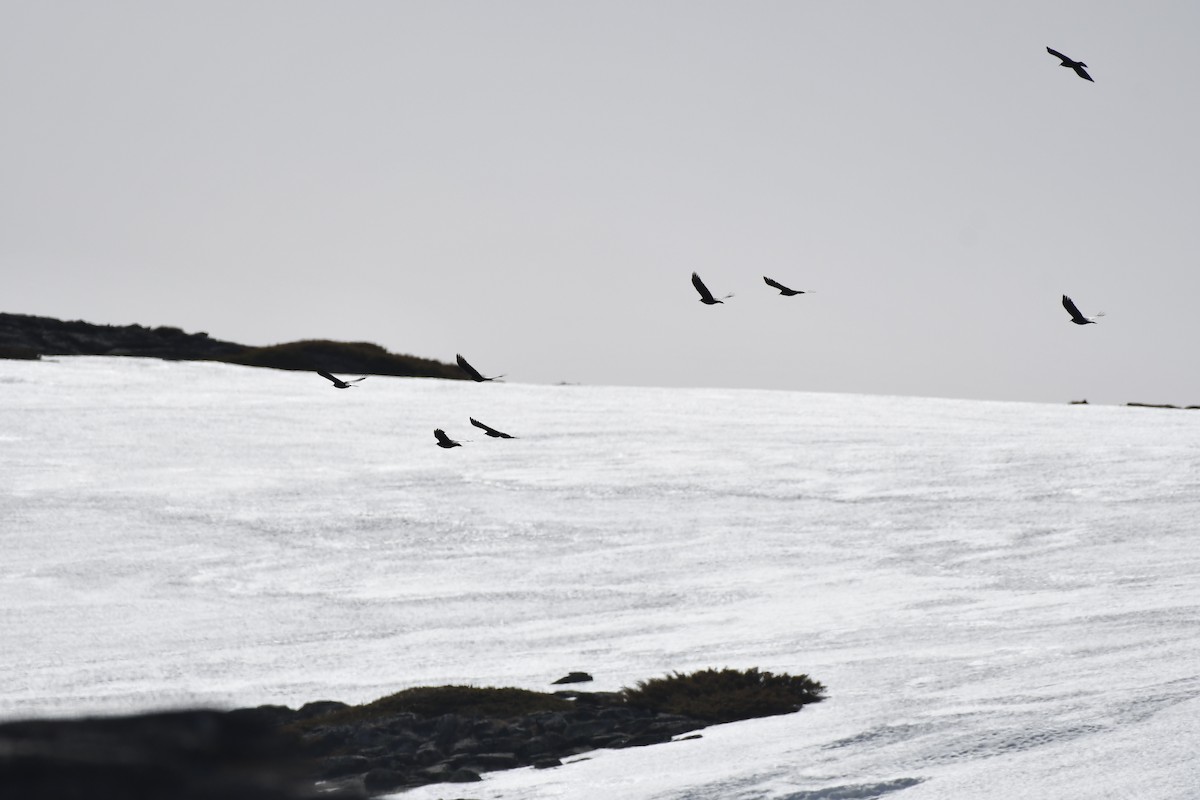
[
  {"xmin": 434, "ymin": 428, "xmax": 462, "ymax": 448},
  {"xmin": 1062, "ymin": 294, "xmax": 1105, "ymax": 325},
  {"xmin": 1046, "ymin": 47, "xmax": 1093, "ymax": 82},
  {"xmin": 456, "ymin": 353, "xmax": 504, "ymax": 382},
  {"xmin": 763, "ymin": 276, "xmax": 806, "ymax": 296},
  {"xmin": 317, "ymin": 370, "xmax": 367, "ymax": 388},
  {"xmin": 470, "ymin": 417, "xmax": 516, "ymax": 438},
  {"xmin": 692, "ymin": 272, "xmax": 733, "ymax": 305}
]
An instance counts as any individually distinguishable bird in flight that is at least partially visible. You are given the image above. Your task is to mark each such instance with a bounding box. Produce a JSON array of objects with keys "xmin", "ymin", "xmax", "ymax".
[
  {"xmin": 763, "ymin": 276, "xmax": 806, "ymax": 296},
  {"xmin": 434, "ymin": 429, "xmax": 462, "ymax": 448},
  {"xmin": 692, "ymin": 272, "xmax": 733, "ymax": 305},
  {"xmin": 317, "ymin": 370, "xmax": 368, "ymax": 389},
  {"xmin": 456, "ymin": 353, "xmax": 504, "ymax": 382},
  {"xmin": 1062, "ymin": 295, "xmax": 1105, "ymax": 325},
  {"xmin": 470, "ymin": 417, "xmax": 516, "ymax": 439},
  {"xmin": 1046, "ymin": 47, "xmax": 1093, "ymax": 82}
]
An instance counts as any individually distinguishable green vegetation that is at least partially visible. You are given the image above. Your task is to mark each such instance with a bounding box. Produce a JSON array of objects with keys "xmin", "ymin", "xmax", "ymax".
[
  {"xmin": 227, "ymin": 339, "xmax": 465, "ymax": 380},
  {"xmin": 622, "ymin": 668, "xmax": 825, "ymax": 723},
  {"xmin": 294, "ymin": 668, "xmax": 825, "ymax": 731}
]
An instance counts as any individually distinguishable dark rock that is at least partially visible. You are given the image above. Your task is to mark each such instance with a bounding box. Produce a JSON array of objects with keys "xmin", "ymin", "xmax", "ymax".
[
  {"xmin": 0, "ymin": 708, "xmax": 358, "ymax": 799},
  {"xmin": 551, "ymin": 672, "xmax": 594, "ymax": 685},
  {"xmin": 447, "ymin": 767, "xmax": 482, "ymax": 783},
  {"xmin": 458, "ymin": 752, "xmax": 519, "ymax": 771},
  {"xmin": 362, "ymin": 767, "xmax": 407, "ymax": 792},
  {"xmin": 532, "ymin": 757, "xmax": 563, "ymax": 769},
  {"xmin": 319, "ymin": 755, "xmax": 372, "ymax": 779},
  {"xmin": 414, "ymin": 743, "xmax": 445, "ymax": 766}
]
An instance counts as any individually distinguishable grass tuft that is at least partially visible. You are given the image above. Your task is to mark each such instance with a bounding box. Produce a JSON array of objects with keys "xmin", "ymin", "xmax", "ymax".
[{"xmin": 621, "ymin": 668, "xmax": 825, "ymax": 724}]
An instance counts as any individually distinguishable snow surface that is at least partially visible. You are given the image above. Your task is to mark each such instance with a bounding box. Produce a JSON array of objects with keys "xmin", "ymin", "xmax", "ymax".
[{"xmin": 2, "ymin": 356, "xmax": 1199, "ymax": 799}]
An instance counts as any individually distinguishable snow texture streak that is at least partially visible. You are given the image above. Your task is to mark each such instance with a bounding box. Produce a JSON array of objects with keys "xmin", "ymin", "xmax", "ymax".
[{"xmin": 2, "ymin": 357, "xmax": 1199, "ymax": 799}]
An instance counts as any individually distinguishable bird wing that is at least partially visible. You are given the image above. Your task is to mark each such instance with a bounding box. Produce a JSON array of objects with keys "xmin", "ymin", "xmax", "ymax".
[
  {"xmin": 1046, "ymin": 47, "xmax": 1070, "ymax": 64},
  {"xmin": 471, "ymin": 417, "xmax": 514, "ymax": 437},
  {"xmin": 763, "ymin": 276, "xmax": 788, "ymax": 291},
  {"xmin": 349, "ymin": 376, "xmax": 368, "ymax": 383},
  {"xmin": 434, "ymin": 428, "xmax": 454, "ymax": 445},
  {"xmin": 691, "ymin": 272, "xmax": 716, "ymax": 302},
  {"xmin": 470, "ymin": 417, "xmax": 498, "ymax": 434},
  {"xmin": 456, "ymin": 353, "xmax": 486, "ymax": 382},
  {"xmin": 1073, "ymin": 64, "xmax": 1094, "ymax": 82},
  {"xmin": 317, "ymin": 370, "xmax": 341, "ymax": 384},
  {"xmin": 1062, "ymin": 295, "xmax": 1087, "ymax": 322}
]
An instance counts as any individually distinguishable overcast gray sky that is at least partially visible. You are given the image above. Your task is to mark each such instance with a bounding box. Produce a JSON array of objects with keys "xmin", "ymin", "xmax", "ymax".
[{"xmin": 3, "ymin": 2, "xmax": 1199, "ymax": 404}]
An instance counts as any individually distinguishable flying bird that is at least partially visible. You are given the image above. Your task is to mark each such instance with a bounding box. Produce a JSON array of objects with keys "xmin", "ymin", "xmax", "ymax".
[
  {"xmin": 470, "ymin": 417, "xmax": 516, "ymax": 439},
  {"xmin": 434, "ymin": 428, "xmax": 462, "ymax": 448},
  {"xmin": 763, "ymin": 276, "xmax": 806, "ymax": 296},
  {"xmin": 1046, "ymin": 47, "xmax": 1093, "ymax": 82},
  {"xmin": 317, "ymin": 370, "xmax": 367, "ymax": 389},
  {"xmin": 456, "ymin": 353, "xmax": 504, "ymax": 382},
  {"xmin": 1062, "ymin": 294, "xmax": 1104, "ymax": 325},
  {"xmin": 691, "ymin": 272, "xmax": 733, "ymax": 305}
]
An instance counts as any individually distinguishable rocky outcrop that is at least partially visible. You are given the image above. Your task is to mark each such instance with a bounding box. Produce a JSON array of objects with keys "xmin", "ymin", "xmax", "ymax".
[
  {"xmin": 0, "ymin": 708, "xmax": 342, "ymax": 800},
  {"xmin": 289, "ymin": 690, "xmax": 710, "ymax": 796},
  {"xmin": 0, "ymin": 695, "xmax": 711, "ymax": 799},
  {"xmin": 1, "ymin": 670, "xmax": 825, "ymax": 798},
  {"xmin": 0, "ymin": 312, "xmax": 466, "ymax": 380}
]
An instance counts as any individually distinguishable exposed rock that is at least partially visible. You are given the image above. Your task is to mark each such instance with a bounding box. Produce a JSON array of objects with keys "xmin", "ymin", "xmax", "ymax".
[{"xmin": 0, "ymin": 709, "xmax": 356, "ymax": 799}]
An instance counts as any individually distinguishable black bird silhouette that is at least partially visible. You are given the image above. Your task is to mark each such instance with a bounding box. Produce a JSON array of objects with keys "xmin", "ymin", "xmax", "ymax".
[
  {"xmin": 1047, "ymin": 47, "xmax": 1093, "ymax": 82},
  {"xmin": 763, "ymin": 276, "xmax": 806, "ymax": 296},
  {"xmin": 317, "ymin": 370, "xmax": 367, "ymax": 389},
  {"xmin": 434, "ymin": 428, "xmax": 462, "ymax": 448},
  {"xmin": 470, "ymin": 417, "xmax": 516, "ymax": 439},
  {"xmin": 1062, "ymin": 294, "xmax": 1105, "ymax": 325},
  {"xmin": 691, "ymin": 272, "xmax": 733, "ymax": 305},
  {"xmin": 456, "ymin": 353, "xmax": 504, "ymax": 382}
]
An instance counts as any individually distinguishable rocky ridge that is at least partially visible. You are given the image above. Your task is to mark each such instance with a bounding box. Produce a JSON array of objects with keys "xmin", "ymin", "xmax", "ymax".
[{"xmin": 0, "ymin": 312, "xmax": 465, "ymax": 380}]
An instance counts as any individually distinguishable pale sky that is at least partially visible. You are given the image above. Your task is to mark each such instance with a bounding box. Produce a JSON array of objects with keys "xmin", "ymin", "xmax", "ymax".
[{"xmin": 4, "ymin": 2, "xmax": 1199, "ymax": 404}]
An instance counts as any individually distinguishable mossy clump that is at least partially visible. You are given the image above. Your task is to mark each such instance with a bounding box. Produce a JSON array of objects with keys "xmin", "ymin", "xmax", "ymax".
[
  {"xmin": 622, "ymin": 668, "xmax": 825, "ymax": 724},
  {"xmin": 298, "ymin": 685, "xmax": 573, "ymax": 729}
]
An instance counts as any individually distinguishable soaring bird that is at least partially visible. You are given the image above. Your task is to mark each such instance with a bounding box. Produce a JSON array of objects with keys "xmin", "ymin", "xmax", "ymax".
[
  {"xmin": 1062, "ymin": 294, "xmax": 1104, "ymax": 325},
  {"xmin": 456, "ymin": 353, "xmax": 504, "ymax": 382},
  {"xmin": 434, "ymin": 428, "xmax": 462, "ymax": 448},
  {"xmin": 692, "ymin": 272, "xmax": 733, "ymax": 305},
  {"xmin": 470, "ymin": 417, "xmax": 516, "ymax": 439},
  {"xmin": 1046, "ymin": 47, "xmax": 1093, "ymax": 82},
  {"xmin": 763, "ymin": 276, "xmax": 806, "ymax": 296},
  {"xmin": 317, "ymin": 370, "xmax": 367, "ymax": 389}
]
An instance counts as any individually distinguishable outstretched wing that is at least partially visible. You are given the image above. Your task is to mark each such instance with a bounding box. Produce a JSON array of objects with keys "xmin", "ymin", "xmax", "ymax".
[
  {"xmin": 349, "ymin": 376, "xmax": 368, "ymax": 384},
  {"xmin": 456, "ymin": 353, "xmax": 486, "ymax": 382},
  {"xmin": 433, "ymin": 428, "xmax": 456, "ymax": 446},
  {"xmin": 1046, "ymin": 47, "xmax": 1070, "ymax": 64},
  {"xmin": 1062, "ymin": 294, "xmax": 1087, "ymax": 323},
  {"xmin": 317, "ymin": 370, "xmax": 341, "ymax": 385},
  {"xmin": 763, "ymin": 276, "xmax": 803, "ymax": 295},
  {"xmin": 691, "ymin": 272, "xmax": 716, "ymax": 302},
  {"xmin": 1073, "ymin": 64, "xmax": 1094, "ymax": 82},
  {"xmin": 470, "ymin": 417, "xmax": 514, "ymax": 438}
]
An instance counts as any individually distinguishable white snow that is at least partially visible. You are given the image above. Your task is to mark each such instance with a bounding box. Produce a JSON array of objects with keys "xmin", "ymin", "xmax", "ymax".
[{"xmin": 2, "ymin": 356, "xmax": 1198, "ymax": 799}]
